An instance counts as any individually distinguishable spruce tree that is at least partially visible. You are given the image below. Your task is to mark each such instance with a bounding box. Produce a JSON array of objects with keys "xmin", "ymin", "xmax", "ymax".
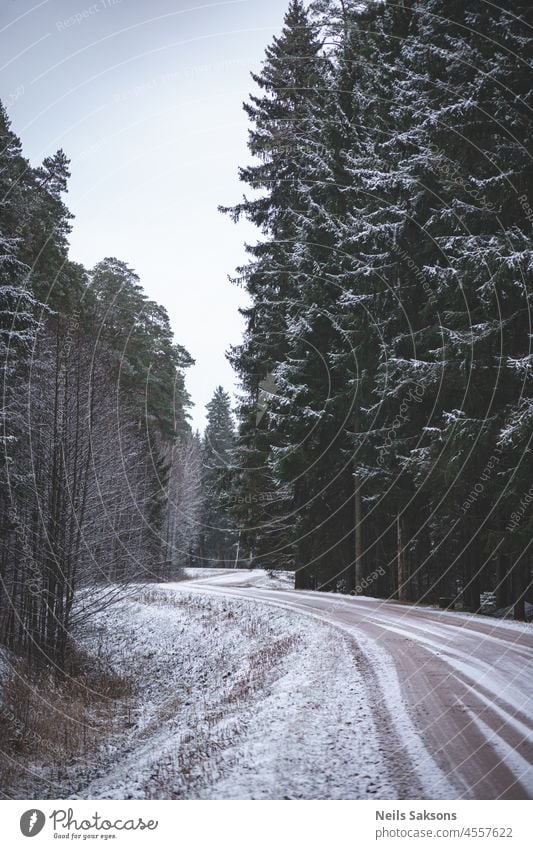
[
  {"xmin": 200, "ymin": 387, "xmax": 237, "ymax": 565},
  {"xmin": 221, "ymin": 0, "xmax": 327, "ymax": 572}
]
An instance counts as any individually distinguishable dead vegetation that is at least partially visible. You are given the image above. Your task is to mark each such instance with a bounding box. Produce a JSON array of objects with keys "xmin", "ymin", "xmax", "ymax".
[
  {"xmin": 1, "ymin": 588, "xmax": 305, "ymax": 799},
  {"xmin": 131, "ymin": 589, "xmax": 301, "ymax": 798},
  {"xmin": 0, "ymin": 644, "xmax": 133, "ymax": 798}
]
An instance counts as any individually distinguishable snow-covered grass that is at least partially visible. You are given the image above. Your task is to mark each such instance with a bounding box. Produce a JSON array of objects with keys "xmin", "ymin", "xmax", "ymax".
[
  {"xmin": 3, "ymin": 576, "xmax": 529, "ymax": 800},
  {"xmin": 62, "ymin": 585, "xmax": 393, "ymax": 800}
]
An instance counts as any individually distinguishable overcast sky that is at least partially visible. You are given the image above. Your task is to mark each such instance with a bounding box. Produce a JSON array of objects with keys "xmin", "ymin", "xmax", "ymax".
[{"xmin": 0, "ymin": 0, "xmax": 292, "ymax": 429}]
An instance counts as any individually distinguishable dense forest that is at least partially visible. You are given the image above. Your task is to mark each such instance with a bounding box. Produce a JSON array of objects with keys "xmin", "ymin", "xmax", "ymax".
[
  {"xmin": 1, "ymin": 0, "xmax": 532, "ymax": 686},
  {"xmin": 221, "ymin": 0, "xmax": 533, "ymax": 617},
  {"xmin": 0, "ymin": 103, "xmax": 210, "ymax": 670}
]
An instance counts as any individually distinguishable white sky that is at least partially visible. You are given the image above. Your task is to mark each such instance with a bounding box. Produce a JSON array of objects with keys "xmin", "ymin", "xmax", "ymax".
[{"xmin": 0, "ymin": 0, "xmax": 292, "ymax": 430}]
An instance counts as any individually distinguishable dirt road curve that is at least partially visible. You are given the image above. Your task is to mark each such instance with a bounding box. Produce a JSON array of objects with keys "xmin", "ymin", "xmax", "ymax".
[{"xmin": 176, "ymin": 570, "xmax": 533, "ymax": 800}]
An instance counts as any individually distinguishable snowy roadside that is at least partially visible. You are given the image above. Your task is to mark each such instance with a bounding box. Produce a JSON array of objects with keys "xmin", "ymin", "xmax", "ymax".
[
  {"xmin": 3, "ymin": 576, "xmax": 529, "ymax": 800},
  {"xmin": 70, "ymin": 586, "xmax": 394, "ymax": 800},
  {"xmin": 179, "ymin": 567, "xmax": 296, "ymax": 590}
]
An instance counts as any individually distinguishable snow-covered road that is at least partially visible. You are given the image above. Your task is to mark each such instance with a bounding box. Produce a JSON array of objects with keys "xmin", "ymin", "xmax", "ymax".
[{"xmin": 167, "ymin": 569, "xmax": 533, "ymax": 800}]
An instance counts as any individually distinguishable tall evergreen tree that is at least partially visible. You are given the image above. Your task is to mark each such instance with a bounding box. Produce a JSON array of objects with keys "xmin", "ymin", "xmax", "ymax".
[
  {"xmin": 225, "ymin": 0, "xmax": 533, "ymax": 616},
  {"xmin": 0, "ymin": 101, "xmax": 196, "ymax": 666},
  {"xmin": 200, "ymin": 387, "xmax": 237, "ymax": 565},
  {"xmin": 221, "ymin": 0, "xmax": 328, "ymax": 573}
]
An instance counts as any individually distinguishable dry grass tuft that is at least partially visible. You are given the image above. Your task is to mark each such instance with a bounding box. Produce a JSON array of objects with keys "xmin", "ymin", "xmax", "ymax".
[{"xmin": 0, "ymin": 644, "xmax": 133, "ymax": 797}]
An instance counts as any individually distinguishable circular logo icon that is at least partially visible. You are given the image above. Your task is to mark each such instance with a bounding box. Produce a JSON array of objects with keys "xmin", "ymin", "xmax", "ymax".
[{"xmin": 20, "ymin": 810, "xmax": 46, "ymax": 837}]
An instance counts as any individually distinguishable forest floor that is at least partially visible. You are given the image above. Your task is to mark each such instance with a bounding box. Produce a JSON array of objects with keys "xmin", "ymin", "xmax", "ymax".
[{"xmin": 1, "ymin": 569, "xmax": 532, "ymax": 800}]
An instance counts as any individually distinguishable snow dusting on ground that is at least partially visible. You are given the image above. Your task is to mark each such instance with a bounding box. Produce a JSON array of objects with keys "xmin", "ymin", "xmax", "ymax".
[
  {"xmin": 71, "ymin": 586, "xmax": 393, "ymax": 800},
  {"xmin": 3, "ymin": 571, "xmax": 530, "ymax": 800}
]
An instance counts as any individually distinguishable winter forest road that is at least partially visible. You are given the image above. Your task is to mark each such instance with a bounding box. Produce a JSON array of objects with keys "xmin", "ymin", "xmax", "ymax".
[{"xmin": 169, "ymin": 570, "xmax": 533, "ymax": 800}]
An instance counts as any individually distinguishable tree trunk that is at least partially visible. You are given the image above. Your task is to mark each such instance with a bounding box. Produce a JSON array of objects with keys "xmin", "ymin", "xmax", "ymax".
[
  {"xmin": 512, "ymin": 548, "xmax": 530, "ymax": 621},
  {"xmin": 496, "ymin": 552, "xmax": 511, "ymax": 609},
  {"xmin": 397, "ymin": 513, "xmax": 407, "ymax": 601},
  {"xmin": 354, "ymin": 476, "xmax": 364, "ymax": 593}
]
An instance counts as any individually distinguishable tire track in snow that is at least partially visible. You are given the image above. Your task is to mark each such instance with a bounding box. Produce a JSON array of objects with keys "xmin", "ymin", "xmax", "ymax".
[
  {"xmin": 174, "ymin": 572, "xmax": 533, "ymax": 799},
  {"xmin": 171, "ymin": 581, "xmax": 459, "ymax": 798}
]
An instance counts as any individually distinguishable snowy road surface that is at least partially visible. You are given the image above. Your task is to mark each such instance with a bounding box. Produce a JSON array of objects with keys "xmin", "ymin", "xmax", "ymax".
[
  {"xmin": 165, "ymin": 569, "xmax": 533, "ymax": 800},
  {"xmin": 61, "ymin": 569, "xmax": 533, "ymax": 801}
]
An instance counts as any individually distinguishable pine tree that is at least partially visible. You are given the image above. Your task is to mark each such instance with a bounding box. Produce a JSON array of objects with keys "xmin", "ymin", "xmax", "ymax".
[
  {"xmin": 165, "ymin": 431, "xmax": 204, "ymax": 571},
  {"xmin": 378, "ymin": 0, "xmax": 533, "ymax": 612},
  {"xmin": 224, "ymin": 0, "xmax": 533, "ymax": 616},
  {"xmin": 270, "ymin": 0, "xmax": 401, "ymax": 591},
  {"xmin": 0, "ymin": 100, "xmax": 197, "ymax": 665},
  {"xmin": 200, "ymin": 387, "xmax": 237, "ymax": 565},
  {"xmin": 221, "ymin": 0, "xmax": 328, "ymax": 573}
]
